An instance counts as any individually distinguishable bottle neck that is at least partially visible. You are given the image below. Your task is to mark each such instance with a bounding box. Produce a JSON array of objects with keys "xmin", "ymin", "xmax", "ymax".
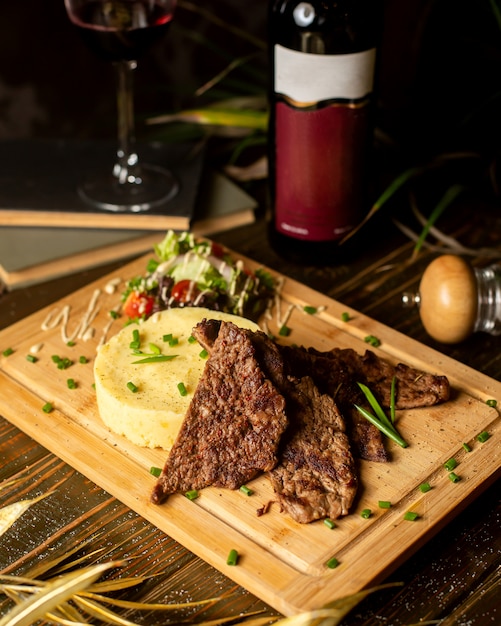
[{"xmin": 474, "ymin": 264, "xmax": 501, "ymax": 336}]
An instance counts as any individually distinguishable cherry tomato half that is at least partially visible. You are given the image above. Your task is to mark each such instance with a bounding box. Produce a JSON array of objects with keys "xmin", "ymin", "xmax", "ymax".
[
  {"xmin": 171, "ymin": 279, "xmax": 199, "ymax": 303},
  {"xmin": 210, "ymin": 242, "xmax": 225, "ymax": 258},
  {"xmin": 123, "ymin": 291, "xmax": 155, "ymax": 319}
]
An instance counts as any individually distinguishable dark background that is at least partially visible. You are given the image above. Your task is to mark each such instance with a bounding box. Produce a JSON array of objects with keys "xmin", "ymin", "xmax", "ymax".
[{"xmin": 1, "ymin": 1, "xmax": 501, "ymax": 171}]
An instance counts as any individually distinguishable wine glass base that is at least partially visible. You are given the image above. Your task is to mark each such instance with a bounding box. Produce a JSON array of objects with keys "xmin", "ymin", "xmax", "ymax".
[{"xmin": 78, "ymin": 164, "xmax": 179, "ymax": 213}]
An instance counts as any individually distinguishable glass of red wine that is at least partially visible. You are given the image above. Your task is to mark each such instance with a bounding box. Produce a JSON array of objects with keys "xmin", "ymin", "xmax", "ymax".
[{"xmin": 64, "ymin": 0, "xmax": 179, "ymax": 212}]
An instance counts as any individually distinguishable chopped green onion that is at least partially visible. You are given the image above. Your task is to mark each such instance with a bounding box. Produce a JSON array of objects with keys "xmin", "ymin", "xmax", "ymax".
[
  {"xmin": 127, "ymin": 381, "xmax": 139, "ymax": 393},
  {"xmin": 279, "ymin": 324, "xmax": 291, "ymax": 337},
  {"xmin": 477, "ymin": 430, "xmax": 490, "ymax": 443},
  {"xmin": 486, "ymin": 399, "xmax": 497, "ymax": 408},
  {"xmin": 130, "ymin": 329, "xmax": 141, "ymax": 350},
  {"xmin": 131, "ymin": 355, "xmax": 178, "ymax": 364},
  {"xmin": 462, "ymin": 442, "xmax": 472, "ymax": 452},
  {"xmin": 67, "ymin": 340, "xmax": 76, "ymax": 347},
  {"xmin": 162, "ymin": 333, "xmax": 173, "ymax": 342},
  {"xmin": 358, "ymin": 383, "xmax": 393, "ymax": 430},
  {"xmin": 42, "ymin": 402, "xmax": 53, "ymax": 413},
  {"xmin": 364, "ymin": 335, "xmax": 381, "ymax": 347},
  {"xmin": 148, "ymin": 343, "xmax": 161, "ymax": 354},
  {"xmin": 419, "ymin": 482, "xmax": 432, "ymax": 493},
  {"xmin": 2, "ymin": 347, "xmax": 14, "ymax": 357},
  {"xmin": 239, "ymin": 485, "xmax": 253, "ymax": 496},
  {"xmin": 188, "ymin": 335, "xmax": 197, "ymax": 343},
  {"xmin": 177, "ymin": 382, "xmax": 188, "ymax": 396},
  {"xmin": 361, "ymin": 508, "xmax": 372, "ymax": 519},
  {"xmin": 390, "ymin": 376, "xmax": 396, "ymax": 423},
  {"xmin": 66, "ymin": 378, "xmax": 77, "ymax": 390},
  {"xmin": 185, "ymin": 489, "xmax": 199, "ymax": 500},
  {"xmin": 169, "ymin": 337, "xmax": 179, "ymax": 347},
  {"xmin": 378, "ymin": 500, "xmax": 392, "ymax": 509},
  {"xmin": 51, "ymin": 355, "xmax": 73, "ymax": 370},
  {"xmin": 323, "ymin": 518, "xmax": 336, "ymax": 529},
  {"xmin": 199, "ymin": 349, "xmax": 209, "ymax": 359},
  {"xmin": 326, "ymin": 557, "xmax": 339, "ymax": 569},
  {"xmin": 341, "ymin": 312, "xmax": 350, "ymax": 322},
  {"xmin": 354, "ymin": 403, "xmax": 408, "ymax": 448},
  {"xmin": 26, "ymin": 354, "xmax": 38, "ymax": 363},
  {"xmin": 303, "ymin": 305, "xmax": 317, "ymax": 315},
  {"xmin": 448, "ymin": 472, "xmax": 461, "ymax": 483},
  {"xmin": 226, "ymin": 549, "xmax": 239, "ymax": 566},
  {"xmin": 79, "ymin": 356, "xmax": 88, "ymax": 364},
  {"xmin": 109, "ymin": 310, "xmax": 120, "ymax": 319},
  {"xmin": 444, "ymin": 458, "xmax": 458, "ymax": 471},
  {"xmin": 150, "ymin": 466, "xmax": 162, "ymax": 477},
  {"xmin": 356, "ymin": 380, "xmax": 407, "ymax": 447},
  {"xmin": 404, "ymin": 511, "xmax": 419, "ymax": 521}
]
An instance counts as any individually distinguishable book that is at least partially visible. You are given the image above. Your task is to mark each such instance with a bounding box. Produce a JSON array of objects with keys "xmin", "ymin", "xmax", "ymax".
[
  {"xmin": 0, "ymin": 139, "xmax": 203, "ymax": 230},
  {"xmin": 0, "ymin": 171, "xmax": 256, "ymax": 289}
]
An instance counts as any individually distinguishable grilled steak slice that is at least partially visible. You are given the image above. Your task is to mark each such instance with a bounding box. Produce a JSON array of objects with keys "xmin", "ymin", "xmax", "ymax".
[
  {"xmin": 280, "ymin": 345, "xmax": 389, "ymax": 462},
  {"xmin": 269, "ymin": 376, "xmax": 358, "ymax": 523},
  {"xmin": 197, "ymin": 321, "xmax": 388, "ymax": 461},
  {"xmin": 191, "ymin": 318, "xmax": 221, "ymax": 352},
  {"xmin": 151, "ymin": 321, "xmax": 288, "ymax": 505},
  {"xmin": 193, "ymin": 318, "xmax": 290, "ymax": 393},
  {"xmin": 324, "ymin": 348, "xmax": 450, "ymax": 408},
  {"xmin": 194, "ymin": 320, "xmax": 359, "ymax": 522}
]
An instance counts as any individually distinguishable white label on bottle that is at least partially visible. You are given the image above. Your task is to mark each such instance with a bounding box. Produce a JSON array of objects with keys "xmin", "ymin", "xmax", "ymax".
[{"xmin": 275, "ymin": 44, "xmax": 376, "ymax": 103}]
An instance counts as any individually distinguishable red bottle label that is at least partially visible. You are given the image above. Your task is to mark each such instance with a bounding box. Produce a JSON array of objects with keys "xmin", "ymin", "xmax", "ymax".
[{"xmin": 274, "ymin": 100, "xmax": 369, "ymax": 242}]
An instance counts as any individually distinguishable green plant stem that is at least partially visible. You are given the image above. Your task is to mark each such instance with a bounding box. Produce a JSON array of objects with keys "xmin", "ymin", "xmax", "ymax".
[{"xmin": 412, "ymin": 184, "xmax": 464, "ymax": 258}]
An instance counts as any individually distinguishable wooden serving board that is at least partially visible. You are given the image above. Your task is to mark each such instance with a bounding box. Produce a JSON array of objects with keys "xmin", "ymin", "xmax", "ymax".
[{"xmin": 0, "ymin": 250, "xmax": 500, "ymax": 615}]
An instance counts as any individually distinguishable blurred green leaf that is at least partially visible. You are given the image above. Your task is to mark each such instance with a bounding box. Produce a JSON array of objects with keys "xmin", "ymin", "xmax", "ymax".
[
  {"xmin": 488, "ymin": 0, "xmax": 501, "ymax": 31},
  {"xmin": 412, "ymin": 184, "xmax": 464, "ymax": 257},
  {"xmin": 148, "ymin": 107, "xmax": 268, "ymax": 131}
]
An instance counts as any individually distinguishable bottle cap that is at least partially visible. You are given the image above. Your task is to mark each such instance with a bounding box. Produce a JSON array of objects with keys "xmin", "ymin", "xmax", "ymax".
[{"xmin": 418, "ymin": 255, "xmax": 477, "ymax": 343}]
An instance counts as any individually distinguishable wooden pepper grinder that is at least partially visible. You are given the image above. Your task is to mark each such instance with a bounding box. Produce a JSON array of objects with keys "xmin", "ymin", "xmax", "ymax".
[{"xmin": 405, "ymin": 255, "xmax": 501, "ymax": 344}]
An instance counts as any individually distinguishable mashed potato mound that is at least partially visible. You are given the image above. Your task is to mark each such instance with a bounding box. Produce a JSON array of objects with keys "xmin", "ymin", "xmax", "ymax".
[{"xmin": 94, "ymin": 307, "xmax": 259, "ymax": 450}]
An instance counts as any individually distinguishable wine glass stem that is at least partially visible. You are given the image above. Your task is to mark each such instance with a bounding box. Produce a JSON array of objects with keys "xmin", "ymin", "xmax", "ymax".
[{"xmin": 114, "ymin": 59, "xmax": 139, "ymax": 185}]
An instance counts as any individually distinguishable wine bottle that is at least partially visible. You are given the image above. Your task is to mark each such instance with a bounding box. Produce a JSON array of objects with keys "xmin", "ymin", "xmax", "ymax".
[{"xmin": 268, "ymin": 0, "xmax": 383, "ymax": 264}]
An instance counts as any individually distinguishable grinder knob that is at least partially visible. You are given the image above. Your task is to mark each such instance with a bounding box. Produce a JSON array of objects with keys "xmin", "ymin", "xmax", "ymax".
[{"xmin": 418, "ymin": 255, "xmax": 478, "ymax": 344}]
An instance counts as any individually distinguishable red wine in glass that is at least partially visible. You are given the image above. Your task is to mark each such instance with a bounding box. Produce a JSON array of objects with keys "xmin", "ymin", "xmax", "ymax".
[
  {"xmin": 70, "ymin": 1, "xmax": 174, "ymax": 62},
  {"xmin": 64, "ymin": 0, "xmax": 179, "ymax": 212}
]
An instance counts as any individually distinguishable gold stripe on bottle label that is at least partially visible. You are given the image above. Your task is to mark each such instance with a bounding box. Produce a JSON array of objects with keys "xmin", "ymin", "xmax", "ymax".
[
  {"xmin": 283, "ymin": 95, "xmax": 371, "ymax": 108},
  {"xmin": 275, "ymin": 44, "xmax": 376, "ymax": 103}
]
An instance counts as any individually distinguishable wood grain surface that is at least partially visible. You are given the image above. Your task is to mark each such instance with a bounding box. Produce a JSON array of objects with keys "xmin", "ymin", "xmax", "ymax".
[{"xmin": 1, "ymin": 246, "xmax": 499, "ymax": 616}]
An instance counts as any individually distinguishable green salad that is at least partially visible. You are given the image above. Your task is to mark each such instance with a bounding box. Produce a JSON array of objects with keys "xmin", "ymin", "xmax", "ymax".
[{"xmin": 121, "ymin": 231, "xmax": 275, "ymax": 322}]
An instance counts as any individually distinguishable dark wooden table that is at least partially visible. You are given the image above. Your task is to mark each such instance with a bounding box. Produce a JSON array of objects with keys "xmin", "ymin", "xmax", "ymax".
[{"xmin": 1, "ymin": 209, "xmax": 500, "ymax": 625}]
